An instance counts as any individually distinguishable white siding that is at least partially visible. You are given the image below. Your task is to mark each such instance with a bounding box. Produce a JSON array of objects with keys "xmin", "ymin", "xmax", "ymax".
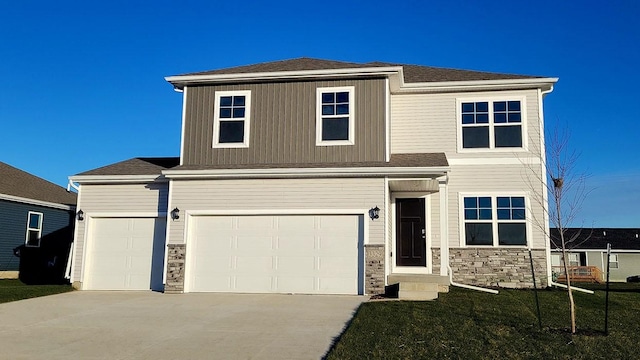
[
  {"xmin": 168, "ymin": 178, "xmax": 385, "ymax": 246},
  {"xmin": 390, "ymin": 89, "xmax": 541, "ymax": 159},
  {"xmin": 72, "ymin": 182, "xmax": 168, "ymax": 282},
  {"xmin": 446, "ymin": 164, "xmax": 547, "ymax": 249}
]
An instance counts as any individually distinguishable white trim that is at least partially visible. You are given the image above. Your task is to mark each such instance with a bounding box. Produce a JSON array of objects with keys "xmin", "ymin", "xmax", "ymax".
[
  {"xmin": 182, "ymin": 209, "xmax": 370, "ymax": 294},
  {"xmin": 458, "ymin": 192, "xmax": 531, "ymax": 248},
  {"xmin": 316, "ymin": 86, "xmax": 355, "ymax": 146},
  {"xmin": 166, "ymin": 67, "xmax": 403, "ymax": 88},
  {"xmin": 383, "ymin": 176, "xmax": 390, "ymax": 283},
  {"xmin": 68, "ymin": 175, "xmax": 166, "ymax": 184},
  {"xmin": 213, "ymin": 90, "xmax": 251, "ymax": 148},
  {"xmin": 456, "ymin": 96, "xmax": 529, "ymax": 153},
  {"xmin": 0, "ymin": 193, "xmax": 74, "ymax": 211},
  {"xmin": 69, "ymin": 184, "xmax": 82, "ymax": 282},
  {"xmin": 83, "ymin": 211, "xmax": 167, "ymax": 218},
  {"xmin": 439, "ymin": 178, "xmax": 449, "ymax": 276},
  {"xmin": 448, "ymin": 157, "xmax": 541, "ymax": 166},
  {"xmin": 163, "ymin": 179, "xmax": 174, "ymax": 286},
  {"xmin": 550, "ymin": 249, "xmax": 640, "ymax": 253},
  {"xmin": 385, "ymin": 78, "xmax": 391, "ymax": 162},
  {"xmin": 179, "ymin": 86, "xmax": 188, "ymax": 166},
  {"xmin": 25, "ymin": 211, "xmax": 43, "ymax": 247},
  {"xmin": 163, "ymin": 166, "xmax": 449, "ymax": 179},
  {"xmin": 394, "ymin": 78, "xmax": 558, "ymax": 93}
]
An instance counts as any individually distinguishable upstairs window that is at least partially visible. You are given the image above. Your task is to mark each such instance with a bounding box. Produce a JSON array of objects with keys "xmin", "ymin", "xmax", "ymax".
[
  {"xmin": 213, "ymin": 90, "xmax": 251, "ymax": 148},
  {"xmin": 25, "ymin": 212, "xmax": 43, "ymax": 247},
  {"xmin": 316, "ymin": 86, "xmax": 355, "ymax": 146},
  {"xmin": 459, "ymin": 99, "xmax": 525, "ymax": 150},
  {"xmin": 462, "ymin": 195, "xmax": 528, "ymax": 246}
]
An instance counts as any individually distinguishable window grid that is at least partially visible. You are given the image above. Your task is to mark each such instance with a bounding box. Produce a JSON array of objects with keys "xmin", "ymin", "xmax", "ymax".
[
  {"xmin": 213, "ymin": 90, "xmax": 251, "ymax": 148},
  {"xmin": 462, "ymin": 195, "xmax": 528, "ymax": 247},
  {"xmin": 459, "ymin": 99, "xmax": 524, "ymax": 149}
]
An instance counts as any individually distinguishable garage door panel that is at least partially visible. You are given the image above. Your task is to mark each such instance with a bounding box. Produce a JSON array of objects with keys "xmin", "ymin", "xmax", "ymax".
[
  {"xmin": 188, "ymin": 214, "xmax": 362, "ymax": 294},
  {"xmin": 86, "ymin": 217, "xmax": 165, "ymax": 291}
]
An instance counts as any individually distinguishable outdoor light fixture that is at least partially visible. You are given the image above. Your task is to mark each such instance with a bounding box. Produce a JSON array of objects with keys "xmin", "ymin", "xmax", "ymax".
[
  {"xmin": 171, "ymin": 207, "xmax": 180, "ymax": 220},
  {"xmin": 369, "ymin": 206, "xmax": 380, "ymax": 220},
  {"xmin": 76, "ymin": 210, "xmax": 84, "ymax": 221}
]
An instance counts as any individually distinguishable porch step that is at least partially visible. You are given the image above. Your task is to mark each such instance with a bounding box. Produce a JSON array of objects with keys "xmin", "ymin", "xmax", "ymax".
[{"xmin": 387, "ymin": 274, "xmax": 450, "ymax": 301}]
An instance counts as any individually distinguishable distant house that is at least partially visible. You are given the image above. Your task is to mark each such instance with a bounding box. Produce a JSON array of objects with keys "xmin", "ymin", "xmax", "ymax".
[
  {"xmin": 0, "ymin": 161, "xmax": 77, "ymax": 280},
  {"xmin": 550, "ymin": 228, "xmax": 640, "ymax": 282}
]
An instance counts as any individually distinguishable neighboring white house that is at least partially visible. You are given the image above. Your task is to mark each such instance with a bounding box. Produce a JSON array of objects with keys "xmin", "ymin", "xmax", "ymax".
[
  {"xmin": 550, "ymin": 228, "xmax": 640, "ymax": 282},
  {"xmin": 68, "ymin": 58, "xmax": 557, "ymax": 298}
]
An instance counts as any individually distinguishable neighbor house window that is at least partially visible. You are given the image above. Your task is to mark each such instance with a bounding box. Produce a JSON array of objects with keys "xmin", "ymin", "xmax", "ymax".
[
  {"xmin": 462, "ymin": 195, "xmax": 527, "ymax": 246},
  {"xmin": 25, "ymin": 211, "xmax": 43, "ymax": 247},
  {"xmin": 609, "ymin": 254, "xmax": 619, "ymax": 269},
  {"xmin": 213, "ymin": 90, "xmax": 251, "ymax": 148},
  {"xmin": 459, "ymin": 99, "xmax": 524, "ymax": 150},
  {"xmin": 316, "ymin": 86, "xmax": 355, "ymax": 145}
]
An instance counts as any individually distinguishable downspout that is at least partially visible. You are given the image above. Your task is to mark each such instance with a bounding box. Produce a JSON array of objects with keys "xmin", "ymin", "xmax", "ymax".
[
  {"xmin": 67, "ymin": 179, "xmax": 79, "ymax": 192},
  {"xmin": 538, "ymin": 86, "xmax": 593, "ymax": 295},
  {"xmin": 448, "ymin": 264, "xmax": 499, "ymax": 294}
]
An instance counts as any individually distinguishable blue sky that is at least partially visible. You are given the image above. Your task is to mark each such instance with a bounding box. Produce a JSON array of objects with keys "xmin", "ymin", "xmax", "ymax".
[{"xmin": 1, "ymin": 1, "xmax": 638, "ymax": 227}]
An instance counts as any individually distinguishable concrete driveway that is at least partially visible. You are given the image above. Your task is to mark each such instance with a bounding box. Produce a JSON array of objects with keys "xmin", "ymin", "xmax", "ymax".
[{"xmin": 0, "ymin": 291, "xmax": 366, "ymax": 360}]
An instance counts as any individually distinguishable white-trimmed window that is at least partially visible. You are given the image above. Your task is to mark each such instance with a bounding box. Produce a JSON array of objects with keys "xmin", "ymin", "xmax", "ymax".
[
  {"xmin": 609, "ymin": 254, "xmax": 619, "ymax": 269},
  {"xmin": 213, "ymin": 90, "xmax": 251, "ymax": 148},
  {"xmin": 458, "ymin": 98, "xmax": 526, "ymax": 150},
  {"xmin": 25, "ymin": 211, "xmax": 43, "ymax": 247},
  {"xmin": 461, "ymin": 195, "xmax": 527, "ymax": 246},
  {"xmin": 316, "ymin": 86, "xmax": 355, "ymax": 146}
]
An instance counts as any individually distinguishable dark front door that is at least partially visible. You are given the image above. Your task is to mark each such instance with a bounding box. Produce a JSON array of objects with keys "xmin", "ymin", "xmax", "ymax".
[{"xmin": 396, "ymin": 198, "xmax": 426, "ymax": 267}]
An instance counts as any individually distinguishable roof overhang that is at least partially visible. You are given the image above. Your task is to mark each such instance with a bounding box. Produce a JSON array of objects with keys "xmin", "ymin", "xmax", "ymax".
[
  {"xmin": 165, "ymin": 67, "xmax": 403, "ymax": 90},
  {"xmin": 68, "ymin": 174, "xmax": 168, "ymax": 184},
  {"xmin": 392, "ymin": 77, "xmax": 559, "ymax": 94},
  {"xmin": 0, "ymin": 193, "xmax": 75, "ymax": 211},
  {"xmin": 389, "ymin": 179, "xmax": 441, "ymax": 192},
  {"xmin": 162, "ymin": 166, "xmax": 450, "ymax": 180}
]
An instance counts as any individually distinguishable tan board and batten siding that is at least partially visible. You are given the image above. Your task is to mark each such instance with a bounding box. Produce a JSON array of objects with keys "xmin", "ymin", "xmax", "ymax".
[
  {"xmin": 168, "ymin": 178, "xmax": 385, "ymax": 246},
  {"xmin": 182, "ymin": 79, "xmax": 386, "ymax": 165},
  {"xmin": 72, "ymin": 183, "xmax": 168, "ymax": 282},
  {"xmin": 390, "ymin": 89, "xmax": 547, "ymax": 249}
]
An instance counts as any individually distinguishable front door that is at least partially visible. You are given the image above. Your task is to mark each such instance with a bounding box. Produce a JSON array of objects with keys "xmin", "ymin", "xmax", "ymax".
[{"xmin": 396, "ymin": 198, "xmax": 426, "ymax": 267}]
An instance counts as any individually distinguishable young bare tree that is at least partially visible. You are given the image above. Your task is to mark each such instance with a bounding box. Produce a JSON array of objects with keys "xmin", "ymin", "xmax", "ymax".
[{"xmin": 523, "ymin": 124, "xmax": 592, "ymax": 334}]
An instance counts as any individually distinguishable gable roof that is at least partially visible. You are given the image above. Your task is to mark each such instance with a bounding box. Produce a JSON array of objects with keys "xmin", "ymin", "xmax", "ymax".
[
  {"xmin": 76, "ymin": 157, "xmax": 180, "ymax": 176},
  {"xmin": 0, "ymin": 161, "xmax": 77, "ymax": 206},
  {"xmin": 550, "ymin": 228, "xmax": 640, "ymax": 251},
  {"xmin": 172, "ymin": 57, "xmax": 545, "ymax": 83}
]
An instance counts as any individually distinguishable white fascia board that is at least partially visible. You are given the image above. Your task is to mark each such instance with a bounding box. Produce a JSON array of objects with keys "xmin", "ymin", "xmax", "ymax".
[
  {"xmin": 68, "ymin": 174, "xmax": 167, "ymax": 184},
  {"xmin": 394, "ymin": 77, "xmax": 559, "ymax": 94},
  {"xmin": 165, "ymin": 67, "xmax": 403, "ymax": 88},
  {"xmin": 0, "ymin": 194, "xmax": 75, "ymax": 211},
  {"xmin": 162, "ymin": 166, "xmax": 450, "ymax": 179}
]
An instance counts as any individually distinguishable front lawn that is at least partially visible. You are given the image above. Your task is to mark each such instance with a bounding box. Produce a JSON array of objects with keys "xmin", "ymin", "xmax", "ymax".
[
  {"xmin": 0, "ymin": 279, "xmax": 73, "ymax": 304},
  {"xmin": 326, "ymin": 284, "xmax": 640, "ymax": 359}
]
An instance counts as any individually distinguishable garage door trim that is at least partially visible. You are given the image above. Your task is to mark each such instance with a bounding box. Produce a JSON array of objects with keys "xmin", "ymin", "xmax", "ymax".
[
  {"xmin": 183, "ymin": 209, "xmax": 369, "ymax": 294},
  {"xmin": 81, "ymin": 211, "xmax": 167, "ymax": 290}
]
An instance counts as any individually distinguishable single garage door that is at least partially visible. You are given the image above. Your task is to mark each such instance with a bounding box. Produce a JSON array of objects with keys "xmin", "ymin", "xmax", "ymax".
[
  {"xmin": 85, "ymin": 217, "xmax": 166, "ymax": 291},
  {"xmin": 187, "ymin": 215, "xmax": 362, "ymax": 294}
]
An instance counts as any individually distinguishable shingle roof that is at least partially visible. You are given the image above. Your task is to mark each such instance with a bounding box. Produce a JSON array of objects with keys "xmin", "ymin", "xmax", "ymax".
[
  {"xmin": 550, "ymin": 228, "xmax": 640, "ymax": 251},
  {"xmin": 0, "ymin": 161, "xmax": 77, "ymax": 206},
  {"xmin": 175, "ymin": 57, "xmax": 545, "ymax": 83},
  {"xmin": 76, "ymin": 157, "xmax": 180, "ymax": 176},
  {"xmin": 169, "ymin": 153, "xmax": 449, "ymax": 171}
]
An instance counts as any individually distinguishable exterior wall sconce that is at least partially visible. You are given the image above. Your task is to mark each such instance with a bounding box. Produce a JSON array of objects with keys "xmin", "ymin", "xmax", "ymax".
[
  {"xmin": 369, "ymin": 206, "xmax": 380, "ymax": 220},
  {"xmin": 171, "ymin": 207, "xmax": 180, "ymax": 220},
  {"xmin": 76, "ymin": 210, "xmax": 84, "ymax": 221}
]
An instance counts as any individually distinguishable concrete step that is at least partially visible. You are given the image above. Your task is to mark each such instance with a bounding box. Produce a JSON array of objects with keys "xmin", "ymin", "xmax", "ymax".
[
  {"xmin": 398, "ymin": 290, "xmax": 439, "ymax": 301},
  {"xmin": 387, "ymin": 274, "xmax": 450, "ymax": 300}
]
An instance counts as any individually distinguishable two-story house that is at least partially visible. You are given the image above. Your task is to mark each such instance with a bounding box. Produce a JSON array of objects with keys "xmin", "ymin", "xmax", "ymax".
[{"xmin": 68, "ymin": 58, "xmax": 557, "ymax": 298}]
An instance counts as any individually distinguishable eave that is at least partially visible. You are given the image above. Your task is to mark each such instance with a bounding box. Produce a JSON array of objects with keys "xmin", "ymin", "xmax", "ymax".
[
  {"xmin": 0, "ymin": 193, "xmax": 75, "ymax": 211},
  {"xmin": 68, "ymin": 174, "xmax": 168, "ymax": 184}
]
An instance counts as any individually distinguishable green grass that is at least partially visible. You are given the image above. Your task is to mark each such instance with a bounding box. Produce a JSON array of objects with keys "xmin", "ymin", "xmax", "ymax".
[
  {"xmin": 0, "ymin": 279, "xmax": 73, "ymax": 304},
  {"xmin": 326, "ymin": 284, "xmax": 640, "ymax": 359}
]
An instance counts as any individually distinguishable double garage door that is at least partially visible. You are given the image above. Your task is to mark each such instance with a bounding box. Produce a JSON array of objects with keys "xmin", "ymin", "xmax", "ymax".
[
  {"xmin": 84, "ymin": 217, "xmax": 166, "ymax": 291},
  {"xmin": 187, "ymin": 214, "xmax": 362, "ymax": 295}
]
